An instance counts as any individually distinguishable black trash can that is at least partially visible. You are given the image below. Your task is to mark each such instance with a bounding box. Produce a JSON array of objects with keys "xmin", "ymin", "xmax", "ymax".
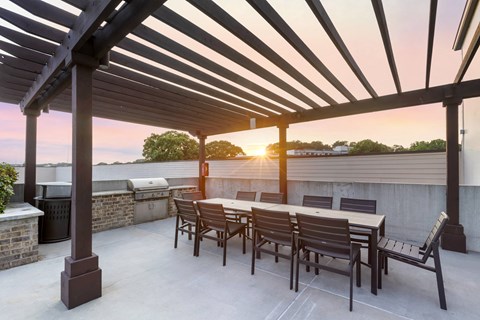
[{"xmin": 36, "ymin": 182, "xmax": 72, "ymax": 243}]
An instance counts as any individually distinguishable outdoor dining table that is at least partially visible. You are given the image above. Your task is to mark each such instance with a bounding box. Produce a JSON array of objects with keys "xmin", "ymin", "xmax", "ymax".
[{"xmin": 199, "ymin": 198, "xmax": 385, "ymax": 295}]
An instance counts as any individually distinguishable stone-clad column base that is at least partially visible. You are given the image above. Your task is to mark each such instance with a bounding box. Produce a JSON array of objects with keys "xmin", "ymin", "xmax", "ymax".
[{"xmin": 61, "ymin": 254, "xmax": 102, "ymax": 309}]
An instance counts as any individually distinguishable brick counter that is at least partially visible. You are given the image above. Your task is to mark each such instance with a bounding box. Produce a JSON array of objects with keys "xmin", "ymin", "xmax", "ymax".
[{"xmin": 0, "ymin": 203, "xmax": 43, "ymax": 270}]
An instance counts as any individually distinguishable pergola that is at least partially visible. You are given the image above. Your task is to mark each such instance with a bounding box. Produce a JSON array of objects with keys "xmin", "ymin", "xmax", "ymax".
[{"xmin": 0, "ymin": 0, "xmax": 478, "ymax": 309}]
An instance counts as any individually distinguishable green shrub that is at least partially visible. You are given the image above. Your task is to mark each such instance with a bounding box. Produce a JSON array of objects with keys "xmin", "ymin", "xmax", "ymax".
[{"xmin": 0, "ymin": 163, "xmax": 18, "ymax": 213}]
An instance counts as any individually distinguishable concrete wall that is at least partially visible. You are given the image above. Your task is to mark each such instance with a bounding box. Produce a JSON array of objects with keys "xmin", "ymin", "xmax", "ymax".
[{"xmin": 206, "ymin": 178, "xmax": 480, "ymax": 252}]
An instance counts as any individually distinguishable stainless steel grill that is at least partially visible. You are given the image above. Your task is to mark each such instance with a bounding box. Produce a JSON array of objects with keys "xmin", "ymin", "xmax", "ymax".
[{"xmin": 127, "ymin": 178, "xmax": 170, "ymax": 224}]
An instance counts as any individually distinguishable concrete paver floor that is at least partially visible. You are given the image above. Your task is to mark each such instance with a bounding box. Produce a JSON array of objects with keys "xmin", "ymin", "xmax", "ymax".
[{"xmin": 0, "ymin": 217, "xmax": 478, "ymax": 320}]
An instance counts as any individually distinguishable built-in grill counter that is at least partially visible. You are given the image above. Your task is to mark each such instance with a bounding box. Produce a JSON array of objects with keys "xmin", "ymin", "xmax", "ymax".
[{"xmin": 127, "ymin": 178, "xmax": 170, "ymax": 224}]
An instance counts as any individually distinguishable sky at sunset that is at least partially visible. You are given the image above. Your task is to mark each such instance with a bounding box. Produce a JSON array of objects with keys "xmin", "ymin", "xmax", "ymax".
[{"xmin": 0, "ymin": 0, "xmax": 468, "ymax": 164}]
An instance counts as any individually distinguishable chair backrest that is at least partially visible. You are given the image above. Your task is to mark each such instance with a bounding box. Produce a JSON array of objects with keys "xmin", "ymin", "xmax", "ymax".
[
  {"xmin": 197, "ymin": 202, "xmax": 226, "ymax": 231},
  {"xmin": 251, "ymin": 207, "xmax": 294, "ymax": 243},
  {"xmin": 302, "ymin": 195, "xmax": 333, "ymax": 209},
  {"xmin": 259, "ymin": 192, "xmax": 285, "ymax": 204},
  {"xmin": 296, "ymin": 213, "xmax": 351, "ymax": 259},
  {"xmin": 182, "ymin": 191, "xmax": 204, "ymax": 201},
  {"xmin": 236, "ymin": 191, "xmax": 256, "ymax": 201},
  {"xmin": 340, "ymin": 197, "xmax": 376, "ymax": 214},
  {"xmin": 174, "ymin": 198, "xmax": 198, "ymax": 224},
  {"xmin": 421, "ymin": 212, "xmax": 449, "ymax": 259}
]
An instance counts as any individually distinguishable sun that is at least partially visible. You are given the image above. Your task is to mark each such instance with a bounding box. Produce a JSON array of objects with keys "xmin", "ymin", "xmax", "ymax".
[{"xmin": 252, "ymin": 147, "xmax": 267, "ymax": 157}]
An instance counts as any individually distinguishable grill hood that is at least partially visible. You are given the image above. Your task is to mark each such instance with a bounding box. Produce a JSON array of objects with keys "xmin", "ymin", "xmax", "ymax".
[{"xmin": 127, "ymin": 178, "xmax": 169, "ymax": 191}]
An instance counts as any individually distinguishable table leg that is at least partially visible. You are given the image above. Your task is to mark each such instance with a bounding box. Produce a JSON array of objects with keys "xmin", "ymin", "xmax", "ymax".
[{"xmin": 371, "ymin": 229, "xmax": 378, "ymax": 295}]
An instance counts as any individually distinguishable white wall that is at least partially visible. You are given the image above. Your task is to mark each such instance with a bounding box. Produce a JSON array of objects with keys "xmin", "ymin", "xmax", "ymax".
[{"xmin": 459, "ymin": 3, "xmax": 480, "ymax": 185}]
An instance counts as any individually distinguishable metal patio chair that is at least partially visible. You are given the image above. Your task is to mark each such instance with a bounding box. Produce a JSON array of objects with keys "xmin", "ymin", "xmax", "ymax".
[
  {"xmin": 182, "ymin": 191, "xmax": 205, "ymax": 201},
  {"xmin": 173, "ymin": 198, "xmax": 199, "ymax": 256},
  {"xmin": 378, "ymin": 212, "xmax": 449, "ymax": 310},
  {"xmin": 259, "ymin": 192, "xmax": 285, "ymax": 204},
  {"xmin": 302, "ymin": 195, "xmax": 333, "ymax": 209},
  {"xmin": 295, "ymin": 213, "xmax": 361, "ymax": 311},
  {"xmin": 251, "ymin": 207, "xmax": 296, "ymax": 289},
  {"xmin": 197, "ymin": 202, "xmax": 247, "ymax": 266},
  {"xmin": 340, "ymin": 197, "xmax": 377, "ymax": 266}
]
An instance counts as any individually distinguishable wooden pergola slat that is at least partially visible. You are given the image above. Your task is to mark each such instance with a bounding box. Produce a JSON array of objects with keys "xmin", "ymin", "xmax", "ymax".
[
  {"xmin": 118, "ymin": 39, "xmax": 289, "ymax": 114},
  {"xmin": 306, "ymin": 0, "xmax": 378, "ymax": 98},
  {"xmin": 425, "ymin": 0, "xmax": 438, "ymax": 89},
  {"xmin": 153, "ymin": 6, "xmax": 322, "ymax": 109},
  {"xmin": 371, "ymin": 0, "xmax": 402, "ymax": 93},
  {"xmin": 187, "ymin": 0, "xmax": 338, "ymax": 106},
  {"xmin": 132, "ymin": 25, "xmax": 306, "ymax": 112},
  {"xmin": 246, "ymin": 0, "xmax": 355, "ymax": 102}
]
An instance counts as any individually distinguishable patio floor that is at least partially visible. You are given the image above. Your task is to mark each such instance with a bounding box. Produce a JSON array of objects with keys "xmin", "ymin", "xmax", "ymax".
[{"xmin": 0, "ymin": 217, "xmax": 478, "ymax": 320}]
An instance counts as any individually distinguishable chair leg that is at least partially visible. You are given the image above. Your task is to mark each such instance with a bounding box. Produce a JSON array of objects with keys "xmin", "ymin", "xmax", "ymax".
[
  {"xmin": 349, "ymin": 267, "xmax": 354, "ymax": 311},
  {"xmin": 251, "ymin": 231, "xmax": 256, "ymax": 275},
  {"xmin": 295, "ymin": 244, "xmax": 301, "ymax": 292},
  {"xmin": 315, "ymin": 253, "xmax": 319, "ymax": 275},
  {"xmin": 275, "ymin": 244, "xmax": 279, "ymax": 263},
  {"xmin": 242, "ymin": 229, "xmax": 246, "ymax": 254},
  {"xmin": 432, "ymin": 242, "xmax": 447, "ymax": 310},
  {"xmin": 188, "ymin": 225, "xmax": 192, "ymax": 241},
  {"xmin": 174, "ymin": 216, "xmax": 180, "ymax": 249},
  {"xmin": 378, "ymin": 252, "xmax": 383, "ymax": 289},
  {"xmin": 384, "ymin": 256, "xmax": 388, "ymax": 275},
  {"xmin": 306, "ymin": 250, "xmax": 310, "ymax": 272},
  {"xmin": 356, "ymin": 254, "xmax": 361, "ymax": 287},
  {"xmin": 223, "ymin": 236, "xmax": 227, "ymax": 266}
]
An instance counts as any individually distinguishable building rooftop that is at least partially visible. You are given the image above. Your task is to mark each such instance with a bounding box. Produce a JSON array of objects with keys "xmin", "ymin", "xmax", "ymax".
[{"xmin": 1, "ymin": 217, "xmax": 478, "ymax": 320}]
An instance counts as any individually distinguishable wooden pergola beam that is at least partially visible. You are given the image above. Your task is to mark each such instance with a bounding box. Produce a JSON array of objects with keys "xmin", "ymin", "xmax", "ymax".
[
  {"xmin": 454, "ymin": 23, "xmax": 480, "ymax": 83},
  {"xmin": 18, "ymin": 0, "xmax": 123, "ymax": 111}
]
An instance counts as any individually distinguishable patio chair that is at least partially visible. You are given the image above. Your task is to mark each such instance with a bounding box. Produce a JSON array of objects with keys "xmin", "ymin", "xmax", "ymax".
[
  {"xmin": 302, "ymin": 195, "xmax": 333, "ymax": 209},
  {"xmin": 173, "ymin": 198, "xmax": 199, "ymax": 256},
  {"xmin": 225, "ymin": 191, "xmax": 257, "ymax": 237},
  {"xmin": 295, "ymin": 213, "xmax": 361, "ymax": 311},
  {"xmin": 259, "ymin": 192, "xmax": 285, "ymax": 204},
  {"xmin": 340, "ymin": 197, "xmax": 377, "ymax": 266},
  {"xmin": 378, "ymin": 212, "xmax": 449, "ymax": 310},
  {"xmin": 182, "ymin": 191, "xmax": 205, "ymax": 200},
  {"xmin": 236, "ymin": 191, "xmax": 257, "ymax": 201},
  {"xmin": 196, "ymin": 202, "xmax": 247, "ymax": 266},
  {"xmin": 251, "ymin": 207, "xmax": 296, "ymax": 289}
]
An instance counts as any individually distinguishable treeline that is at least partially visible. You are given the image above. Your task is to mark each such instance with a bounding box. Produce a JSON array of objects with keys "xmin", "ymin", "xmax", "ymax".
[{"xmin": 266, "ymin": 139, "xmax": 447, "ymax": 155}]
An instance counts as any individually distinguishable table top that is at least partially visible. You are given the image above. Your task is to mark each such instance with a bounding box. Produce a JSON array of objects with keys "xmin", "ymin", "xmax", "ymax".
[
  {"xmin": 198, "ymin": 198, "xmax": 277, "ymax": 212},
  {"xmin": 199, "ymin": 198, "xmax": 385, "ymax": 230}
]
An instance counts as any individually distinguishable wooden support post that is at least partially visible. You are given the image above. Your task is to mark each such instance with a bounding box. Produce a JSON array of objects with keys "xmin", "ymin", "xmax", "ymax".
[
  {"xmin": 278, "ymin": 123, "xmax": 288, "ymax": 200},
  {"xmin": 198, "ymin": 134, "xmax": 206, "ymax": 198},
  {"xmin": 24, "ymin": 109, "xmax": 40, "ymax": 205},
  {"xmin": 441, "ymin": 98, "xmax": 466, "ymax": 253},
  {"xmin": 61, "ymin": 63, "xmax": 102, "ymax": 309}
]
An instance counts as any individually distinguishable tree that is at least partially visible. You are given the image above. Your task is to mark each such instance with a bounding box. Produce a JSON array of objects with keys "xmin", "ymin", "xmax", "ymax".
[
  {"xmin": 266, "ymin": 140, "xmax": 329, "ymax": 154},
  {"xmin": 142, "ymin": 131, "xmax": 199, "ymax": 161},
  {"xmin": 349, "ymin": 139, "xmax": 392, "ymax": 154},
  {"xmin": 310, "ymin": 140, "xmax": 332, "ymax": 150},
  {"xmin": 332, "ymin": 140, "xmax": 349, "ymax": 148},
  {"xmin": 205, "ymin": 140, "xmax": 245, "ymax": 159},
  {"xmin": 392, "ymin": 144, "xmax": 406, "ymax": 152},
  {"xmin": 409, "ymin": 139, "xmax": 446, "ymax": 151}
]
